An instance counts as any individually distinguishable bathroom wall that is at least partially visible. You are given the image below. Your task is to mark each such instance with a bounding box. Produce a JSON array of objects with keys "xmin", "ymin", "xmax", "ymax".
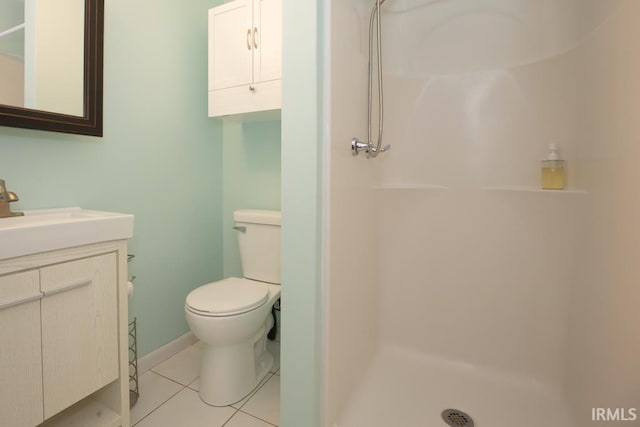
[
  {"xmin": 28, "ymin": 0, "xmax": 84, "ymax": 115},
  {"xmin": 280, "ymin": 0, "xmax": 323, "ymax": 425},
  {"xmin": 0, "ymin": 54, "xmax": 23, "ymax": 106},
  {"xmin": 0, "ymin": 0, "xmax": 226, "ymax": 357},
  {"xmin": 567, "ymin": 0, "xmax": 640, "ymax": 423},
  {"xmin": 0, "ymin": 0, "xmax": 23, "ymax": 59},
  {"xmin": 373, "ymin": 0, "xmax": 591, "ymax": 391},
  {"xmin": 221, "ymin": 119, "xmax": 281, "ymax": 279},
  {"xmin": 0, "ymin": 0, "xmax": 23, "ymax": 30},
  {"xmin": 370, "ymin": 0, "xmax": 638, "ymax": 398},
  {"xmin": 326, "ymin": 3, "xmax": 638, "ymax": 426},
  {"xmin": 324, "ymin": 0, "xmax": 381, "ymax": 423},
  {"xmin": 220, "ymin": 119, "xmax": 281, "ymax": 340},
  {"xmin": 0, "ymin": 0, "xmax": 25, "ymax": 106}
]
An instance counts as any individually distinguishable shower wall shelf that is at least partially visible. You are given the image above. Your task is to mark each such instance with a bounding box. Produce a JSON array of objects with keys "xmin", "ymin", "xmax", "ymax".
[
  {"xmin": 371, "ymin": 185, "xmax": 588, "ymax": 194},
  {"xmin": 481, "ymin": 186, "xmax": 588, "ymax": 195},
  {"xmin": 372, "ymin": 184, "xmax": 449, "ymax": 190}
]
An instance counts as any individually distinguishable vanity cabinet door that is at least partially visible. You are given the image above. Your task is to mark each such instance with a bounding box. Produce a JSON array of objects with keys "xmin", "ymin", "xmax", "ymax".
[
  {"xmin": 0, "ymin": 270, "xmax": 44, "ymax": 427},
  {"xmin": 40, "ymin": 253, "xmax": 119, "ymax": 419}
]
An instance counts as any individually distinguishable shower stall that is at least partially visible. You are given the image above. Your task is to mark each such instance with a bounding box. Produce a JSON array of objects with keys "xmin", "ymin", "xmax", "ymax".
[{"xmin": 323, "ymin": 0, "xmax": 640, "ymax": 426}]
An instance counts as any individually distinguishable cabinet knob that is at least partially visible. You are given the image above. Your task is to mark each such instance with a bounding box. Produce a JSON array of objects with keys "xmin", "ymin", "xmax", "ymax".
[{"xmin": 249, "ymin": 85, "xmax": 256, "ymax": 91}]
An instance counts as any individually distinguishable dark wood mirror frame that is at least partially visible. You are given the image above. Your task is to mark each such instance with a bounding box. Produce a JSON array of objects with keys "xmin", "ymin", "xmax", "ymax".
[{"xmin": 0, "ymin": 0, "xmax": 104, "ymax": 137}]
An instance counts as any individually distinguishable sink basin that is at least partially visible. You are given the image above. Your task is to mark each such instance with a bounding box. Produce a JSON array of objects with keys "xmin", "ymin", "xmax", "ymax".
[{"xmin": 0, "ymin": 207, "xmax": 134, "ymax": 260}]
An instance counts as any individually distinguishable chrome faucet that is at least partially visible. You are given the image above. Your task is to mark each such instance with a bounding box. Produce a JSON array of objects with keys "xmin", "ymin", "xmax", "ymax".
[{"xmin": 0, "ymin": 180, "xmax": 24, "ymax": 218}]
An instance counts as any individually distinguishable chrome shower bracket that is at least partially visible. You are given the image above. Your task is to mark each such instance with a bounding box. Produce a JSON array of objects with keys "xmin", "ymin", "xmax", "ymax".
[
  {"xmin": 352, "ymin": 138, "xmax": 390, "ymax": 158},
  {"xmin": 352, "ymin": 138, "xmax": 370, "ymax": 156}
]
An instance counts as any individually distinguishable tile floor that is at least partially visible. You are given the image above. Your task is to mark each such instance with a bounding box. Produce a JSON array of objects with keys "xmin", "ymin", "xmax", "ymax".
[{"xmin": 131, "ymin": 340, "xmax": 280, "ymax": 427}]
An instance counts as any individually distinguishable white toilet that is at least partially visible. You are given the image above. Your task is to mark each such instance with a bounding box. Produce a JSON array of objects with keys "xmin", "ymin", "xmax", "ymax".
[{"xmin": 185, "ymin": 209, "xmax": 281, "ymax": 406}]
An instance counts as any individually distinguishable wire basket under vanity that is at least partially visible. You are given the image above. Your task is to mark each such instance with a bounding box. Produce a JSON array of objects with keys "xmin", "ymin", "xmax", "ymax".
[{"xmin": 129, "ymin": 317, "xmax": 139, "ymax": 407}]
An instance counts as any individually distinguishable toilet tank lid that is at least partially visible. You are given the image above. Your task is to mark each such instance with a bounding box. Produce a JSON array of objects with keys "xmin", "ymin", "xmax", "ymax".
[{"xmin": 233, "ymin": 209, "xmax": 281, "ymax": 225}]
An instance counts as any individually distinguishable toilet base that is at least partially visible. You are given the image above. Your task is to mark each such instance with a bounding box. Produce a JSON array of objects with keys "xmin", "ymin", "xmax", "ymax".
[
  {"xmin": 185, "ymin": 279, "xmax": 281, "ymax": 407},
  {"xmin": 198, "ymin": 335, "xmax": 274, "ymax": 406}
]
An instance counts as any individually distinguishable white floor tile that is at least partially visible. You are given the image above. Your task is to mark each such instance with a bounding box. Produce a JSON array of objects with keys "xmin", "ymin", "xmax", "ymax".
[
  {"xmin": 225, "ymin": 411, "xmax": 276, "ymax": 427},
  {"xmin": 231, "ymin": 373, "xmax": 273, "ymax": 409},
  {"xmin": 135, "ymin": 388, "xmax": 236, "ymax": 427},
  {"xmin": 188, "ymin": 377, "xmax": 200, "ymax": 391},
  {"xmin": 130, "ymin": 371, "xmax": 183, "ymax": 425},
  {"xmin": 241, "ymin": 374, "xmax": 280, "ymax": 425},
  {"xmin": 266, "ymin": 340, "xmax": 280, "ymax": 374},
  {"xmin": 151, "ymin": 345, "xmax": 202, "ymax": 385},
  {"xmin": 188, "ymin": 371, "xmax": 272, "ymax": 409}
]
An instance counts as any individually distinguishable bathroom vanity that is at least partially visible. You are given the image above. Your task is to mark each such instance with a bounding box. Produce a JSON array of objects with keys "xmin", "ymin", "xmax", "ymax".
[{"xmin": 0, "ymin": 208, "xmax": 133, "ymax": 427}]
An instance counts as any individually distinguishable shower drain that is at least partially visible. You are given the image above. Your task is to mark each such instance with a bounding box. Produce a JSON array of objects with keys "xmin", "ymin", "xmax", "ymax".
[{"xmin": 441, "ymin": 409, "xmax": 475, "ymax": 427}]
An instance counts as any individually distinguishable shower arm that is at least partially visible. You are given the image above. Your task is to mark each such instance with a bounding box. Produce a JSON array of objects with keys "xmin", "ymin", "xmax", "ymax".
[{"xmin": 352, "ymin": 0, "xmax": 391, "ymax": 158}]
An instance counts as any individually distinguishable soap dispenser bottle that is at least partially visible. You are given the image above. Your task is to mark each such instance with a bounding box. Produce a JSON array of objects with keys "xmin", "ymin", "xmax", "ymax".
[{"xmin": 541, "ymin": 143, "xmax": 565, "ymax": 190}]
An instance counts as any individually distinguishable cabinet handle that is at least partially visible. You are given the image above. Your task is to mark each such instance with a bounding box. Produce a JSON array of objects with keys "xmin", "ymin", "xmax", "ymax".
[
  {"xmin": 43, "ymin": 279, "xmax": 92, "ymax": 297},
  {"xmin": 249, "ymin": 85, "xmax": 255, "ymax": 92},
  {"xmin": 253, "ymin": 27, "xmax": 258, "ymax": 49},
  {"xmin": 0, "ymin": 292, "xmax": 44, "ymax": 311},
  {"xmin": 247, "ymin": 28, "xmax": 252, "ymax": 50}
]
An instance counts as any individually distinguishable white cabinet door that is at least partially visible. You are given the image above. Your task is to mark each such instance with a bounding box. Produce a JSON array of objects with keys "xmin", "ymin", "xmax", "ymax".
[
  {"xmin": 0, "ymin": 270, "xmax": 44, "ymax": 427},
  {"xmin": 209, "ymin": 0, "xmax": 254, "ymax": 90},
  {"xmin": 253, "ymin": 0, "xmax": 282, "ymax": 83},
  {"xmin": 40, "ymin": 253, "xmax": 119, "ymax": 419}
]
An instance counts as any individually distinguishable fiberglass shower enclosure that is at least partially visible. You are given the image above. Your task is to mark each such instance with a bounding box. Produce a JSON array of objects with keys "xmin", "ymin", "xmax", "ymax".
[{"xmin": 324, "ymin": 0, "xmax": 640, "ymax": 426}]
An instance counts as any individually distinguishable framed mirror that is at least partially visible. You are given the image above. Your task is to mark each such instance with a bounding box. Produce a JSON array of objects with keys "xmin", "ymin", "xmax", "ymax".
[{"xmin": 0, "ymin": 0, "xmax": 104, "ymax": 137}]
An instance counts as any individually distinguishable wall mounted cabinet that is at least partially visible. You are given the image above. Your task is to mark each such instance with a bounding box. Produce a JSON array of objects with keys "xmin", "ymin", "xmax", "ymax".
[{"xmin": 208, "ymin": 0, "xmax": 282, "ymax": 117}]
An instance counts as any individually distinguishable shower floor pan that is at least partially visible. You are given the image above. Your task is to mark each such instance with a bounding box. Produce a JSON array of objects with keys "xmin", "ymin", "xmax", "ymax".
[{"xmin": 335, "ymin": 345, "xmax": 574, "ymax": 427}]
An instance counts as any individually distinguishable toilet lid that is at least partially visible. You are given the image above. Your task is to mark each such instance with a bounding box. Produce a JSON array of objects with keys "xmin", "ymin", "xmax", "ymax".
[{"xmin": 186, "ymin": 277, "xmax": 269, "ymax": 316}]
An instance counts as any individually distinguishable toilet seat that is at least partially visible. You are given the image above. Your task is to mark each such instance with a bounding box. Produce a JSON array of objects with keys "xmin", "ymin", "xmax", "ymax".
[{"xmin": 186, "ymin": 277, "xmax": 269, "ymax": 317}]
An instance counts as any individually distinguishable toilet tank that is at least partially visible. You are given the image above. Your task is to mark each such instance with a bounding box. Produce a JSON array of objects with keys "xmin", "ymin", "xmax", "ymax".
[{"xmin": 233, "ymin": 210, "xmax": 281, "ymax": 284}]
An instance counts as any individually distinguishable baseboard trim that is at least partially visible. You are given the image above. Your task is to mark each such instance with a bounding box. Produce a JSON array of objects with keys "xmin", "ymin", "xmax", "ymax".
[{"xmin": 138, "ymin": 332, "xmax": 198, "ymax": 374}]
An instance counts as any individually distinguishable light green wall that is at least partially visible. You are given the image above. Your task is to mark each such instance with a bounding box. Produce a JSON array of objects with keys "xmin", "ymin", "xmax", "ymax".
[
  {"xmin": 281, "ymin": 0, "xmax": 323, "ymax": 425},
  {"xmin": 0, "ymin": 0, "xmax": 23, "ymax": 29},
  {"xmin": 1, "ymin": 0, "xmax": 324, "ymax": 422},
  {"xmin": 0, "ymin": 0, "xmax": 25, "ymax": 58},
  {"xmin": 222, "ymin": 119, "xmax": 282, "ymax": 278},
  {"xmin": 0, "ymin": 0, "xmax": 225, "ymax": 357}
]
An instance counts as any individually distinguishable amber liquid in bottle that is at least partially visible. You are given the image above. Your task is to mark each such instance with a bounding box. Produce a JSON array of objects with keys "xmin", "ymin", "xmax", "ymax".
[{"xmin": 541, "ymin": 160, "xmax": 565, "ymax": 190}]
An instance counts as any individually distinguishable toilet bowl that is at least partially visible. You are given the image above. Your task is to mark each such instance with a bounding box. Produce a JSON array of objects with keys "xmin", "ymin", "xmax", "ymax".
[{"xmin": 185, "ymin": 210, "xmax": 281, "ymax": 406}]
